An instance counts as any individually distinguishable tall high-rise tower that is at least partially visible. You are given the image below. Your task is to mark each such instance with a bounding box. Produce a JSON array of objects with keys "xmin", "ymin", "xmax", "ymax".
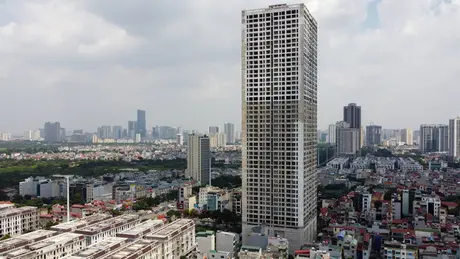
[
  {"xmin": 343, "ymin": 103, "xmax": 361, "ymax": 129},
  {"xmin": 186, "ymin": 134, "xmax": 211, "ymax": 185},
  {"xmin": 136, "ymin": 110, "xmax": 146, "ymax": 138},
  {"xmin": 44, "ymin": 122, "xmax": 61, "ymax": 142},
  {"xmin": 449, "ymin": 118, "xmax": 460, "ymax": 158},
  {"xmin": 420, "ymin": 124, "xmax": 448, "ymax": 153},
  {"xmin": 224, "ymin": 123, "xmax": 235, "ymax": 144},
  {"xmin": 242, "ymin": 3, "xmax": 318, "ymax": 251}
]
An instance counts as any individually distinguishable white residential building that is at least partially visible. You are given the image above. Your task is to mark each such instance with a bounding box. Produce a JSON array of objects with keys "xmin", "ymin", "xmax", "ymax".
[
  {"xmin": 176, "ymin": 134, "xmax": 184, "ymax": 145},
  {"xmin": 97, "ymin": 238, "xmax": 163, "ymax": 259},
  {"xmin": 66, "ymin": 237, "xmax": 128, "ymax": 259},
  {"xmin": 0, "ymin": 230, "xmax": 57, "ymax": 255},
  {"xmin": 328, "ymin": 124, "xmax": 336, "ymax": 144},
  {"xmin": 336, "ymin": 121, "xmax": 360, "ymax": 156},
  {"xmin": 209, "ymin": 132, "xmax": 227, "ymax": 148},
  {"xmin": 242, "ymin": 3, "xmax": 318, "ymax": 252},
  {"xmin": 74, "ymin": 214, "xmax": 140, "ymax": 246},
  {"xmin": 116, "ymin": 219, "xmax": 164, "ymax": 239},
  {"xmin": 0, "ymin": 205, "xmax": 39, "ymax": 238},
  {"xmin": 216, "ymin": 231, "xmax": 240, "ymax": 258},
  {"xmin": 0, "ymin": 132, "xmax": 11, "ymax": 141},
  {"xmin": 449, "ymin": 117, "xmax": 460, "ymax": 158},
  {"xmin": 144, "ymin": 219, "xmax": 196, "ymax": 259},
  {"xmin": 1, "ymin": 232, "xmax": 86, "ymax": 259},
  {"xmin": 196, "ymin": 231, "xmax": 215, "ymax": 257},
  {"xmin": 86, "ymin": 183, "xmax": 113, "ymax": 202},
  {"xmin": 400, "ymin": 128, "xmax": 413, "ymax": 145}
]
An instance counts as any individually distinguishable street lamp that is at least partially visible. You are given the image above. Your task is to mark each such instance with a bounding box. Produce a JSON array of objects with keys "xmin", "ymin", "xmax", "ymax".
[{"xmin": 53, "ymin": 175, "xmax": 73, "ymax": 222}]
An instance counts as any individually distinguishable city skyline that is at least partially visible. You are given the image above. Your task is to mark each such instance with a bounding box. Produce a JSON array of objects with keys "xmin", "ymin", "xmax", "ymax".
[{"xmin": 1, "ymin": 0, "xmax": 459, "ymax": 133}]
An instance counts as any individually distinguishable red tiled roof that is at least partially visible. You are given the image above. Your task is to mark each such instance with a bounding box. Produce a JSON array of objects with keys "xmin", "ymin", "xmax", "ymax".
[
  {"xmin": 364, "ymin": 233, "xmax": 371, "ymax": 242},
  {"xmin": 295, "ymin": 250, "xmax": 310, "ymax": 255},
  {"xmin": 320, "ymin": 208, "xmax": 328, "ymax": 215},
  {"xmin": 441, "ymin": 201, "xmax": 458, "ymax": 208},
  {"xmin": 391, "ymin": 228, "xmax": 415, "ymax": 235},
  {"xmin": 392, "ymin": 219, "xmax": 408, "ymax": 224}
]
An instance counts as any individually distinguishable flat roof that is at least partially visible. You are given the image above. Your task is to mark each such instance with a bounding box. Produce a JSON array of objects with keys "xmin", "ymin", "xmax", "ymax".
[
  {"xmin": 98, "ymin": 239, "xmax": 161, "ymax": 259},
  {"xmin": 0, "ymin": 206, "xmax": 37, "ymax": 217},
  {"xmin": 146, "ymin": 219, "xmax": 194, "ymax": 240},
  {"xmin": 0, "ymin": 230, "xmax": 57, "ymax": 253},
  {"xmin": 50, "ymin": 214, "xmax": 111, "ymax": 232},
  {"xmin": 66, "ymin": 237, "xmax": 127, "ymax": 259},
  {"xmin": 3, "ymin": 233, "xmax": 84, "ymax": 258},
  {"xmin": 116, "ymin": 220, "xmax": 164, "ymax": 239},
  {"xmin": 75, "ymin": 214, "xmax": 139, "ymax": 235}
]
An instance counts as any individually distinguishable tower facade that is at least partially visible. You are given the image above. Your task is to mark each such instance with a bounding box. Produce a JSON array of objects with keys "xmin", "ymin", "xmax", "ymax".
[
  {"xmin": 242, "ymin": 3, "xmax": 317, "ymax": 251},
  {"xmin": 449, "ymin": 118, "xmax": 460, "ymax": 158},
  {"xmin": 186, "ymin": 134, "xmax": 211, "ymax": 185}
]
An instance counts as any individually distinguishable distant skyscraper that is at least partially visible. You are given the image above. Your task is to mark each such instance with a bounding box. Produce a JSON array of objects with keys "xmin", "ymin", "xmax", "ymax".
[
  {"xmin": 336, "ymin": 121, "xmax": 360, "ymax": 155},
  {"xmin": 97, "ymin": 126, "xmax": 111, "ymax": 139},
  {"xmin": 242, "ymin": 3, "xmax": 318, "ymax": 251},
  {"xmin": 328, "ymin": 124, "xmax": 336, "ymax": 144},
  {"xmin": 224, "ymin": 123, "xmax": 235, "ymax": 144},
  {"xmin": 343, "ymin": 103, "xmax": 361, "ymax": 129},
  {"xmin": 413, "ymin": 130, "xmax": 420, "ymax": 144},
  {"xmin": 420, "ymin": 124, "xmax": 448, "ymax": 153},
  {"xmin": 112, "ymin": 126, "xmax": 123, "ymax": 139},
  {"xmin": 186, "ymin": 134, "xmax": 210, "ymax": 185},
  {"xmin": 158, "ymin": 126, "xmax": 178, "ymax": 139},
  {"xmin": 176, "ymin": 134, "xmax": 184, "ymax": 145},
  {"xmin": 400, "ymin": 129, "xmax": 413, "ymax": 145},
  {"xmin": 44, "ymin": 122, "xmax": 61, "ymax": 142},
  {"xmin": 365, "ymin": 125, "xmax": 382, "ymax": 146},
  {"xmin": 209, "ymin": 126, "xmax": 219, "ymax": 134},
  {"xmin": 209, "ymin": 133, "xmax": 226, "ymax": 148},
  {"xmin": 449, "ymin": 118, "xmax": 460, "ymax": 158},
  {"xmin": 24, "ymin": 130, "xmax": 33, "ymax": 141},
  {"xmin": 128, "ymin": 121, "xmax": 137, "ymax": 139},
  {"xmin": 136, "ymin": 110, "xmax": 146, "ymax": 138}
]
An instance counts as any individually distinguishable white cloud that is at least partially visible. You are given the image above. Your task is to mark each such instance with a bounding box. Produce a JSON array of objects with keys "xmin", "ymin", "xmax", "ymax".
[{"xmin": 0, "ymin": 0, "xmax": 459, "ymax": 133}]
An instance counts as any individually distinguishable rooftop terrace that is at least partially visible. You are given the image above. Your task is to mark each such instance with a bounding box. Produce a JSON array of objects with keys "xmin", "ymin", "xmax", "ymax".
[{"xmin": 66, "ymin": 237, "xmax": 127, "ymax": 259}]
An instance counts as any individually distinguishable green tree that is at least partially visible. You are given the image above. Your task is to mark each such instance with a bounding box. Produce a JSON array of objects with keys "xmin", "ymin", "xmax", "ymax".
[
  {"xmin": 0, "ymin": 190, "xmax": 9, "ymax": 201},
  {"xmin": 0, "ymin": 234, "xmax": 11, "ymax": 240}
]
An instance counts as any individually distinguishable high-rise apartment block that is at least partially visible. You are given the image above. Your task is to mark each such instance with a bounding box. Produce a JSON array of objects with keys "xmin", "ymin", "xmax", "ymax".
[
  {"xmin": 242, "ymin": 3, "xmax": 318, "ymax": 251},
  {"xmin": 186, "ymin": 134, "xmax": 211, "ymax": 185},
  {"xmin": 420, "ymin": 124, "xmax": 448, "ymax": 153},
  {"xmin": 136, "ymin": 110, "xmax": 146, "ymax": 138},
  {"xmin": 343, "ymin": 103, "xmax": 361, "ymax": 129},
  {"xmin": 97, "ymin": 126, "xmax": 112, "ymax": 140},
  {"xmin": 209, "ymin": 133, "xmax": 226, "ymax": 148},
  {"xmin": 366, "ymin": 125, "xmax": 382, "ymax": 146},
  {"xmin": 128, "ymin": 121, "xmax": 137, "ymax": 139},
  {"xmin": 400, "ymin": 128, "xmax": 413, "ymax": 145},
  {"xmin": 449, "ymin": 118, "xmax": 460, "ymax": 158},
  {"xmin": 209, "ymin": 126, "xmax": 219, "ymax": 134},
  {"xmin": 111, "ymin": 126, "xmax": 123, "ymax": 139},
  {"xmin": 224, "ymin": 123, "xmax": 235, "ymax": 144},
  {"xmin": 44, "ymin": 122, "xmax": 61, "ymax": 142},
  {"xmin": 336, "ymin": 121, "xmax": 360, "ymax": 156},
  {"xmin": 328, "ymin": 124, "xmax": 336, "ymax": 144}
]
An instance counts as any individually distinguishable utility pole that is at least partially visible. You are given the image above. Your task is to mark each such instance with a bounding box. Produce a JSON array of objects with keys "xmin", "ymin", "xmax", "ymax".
[{"xmin": 66, "ymin": 176, "xmax": 70, "ymax": 222}]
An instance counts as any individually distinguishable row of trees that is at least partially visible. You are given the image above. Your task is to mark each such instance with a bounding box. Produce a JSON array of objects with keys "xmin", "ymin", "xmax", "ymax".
[
  {"xmin": 132, "ymin": 190, "xmax": 179, "ymax": 211},
  {"xmin": 0, "ymin": 158, "xmax": 189, "ymax": 189}
]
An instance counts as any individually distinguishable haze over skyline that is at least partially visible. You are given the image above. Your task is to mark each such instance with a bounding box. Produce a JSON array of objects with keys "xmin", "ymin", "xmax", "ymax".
[{"xmin": 1, "ymin": 0, "xmax": 459, "ymax": 133}]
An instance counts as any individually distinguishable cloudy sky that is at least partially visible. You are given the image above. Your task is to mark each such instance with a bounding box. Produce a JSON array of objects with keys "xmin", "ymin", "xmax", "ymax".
[{"xmin": 0, "ymin": 0, "xmax": 459, "ymax": 134}]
